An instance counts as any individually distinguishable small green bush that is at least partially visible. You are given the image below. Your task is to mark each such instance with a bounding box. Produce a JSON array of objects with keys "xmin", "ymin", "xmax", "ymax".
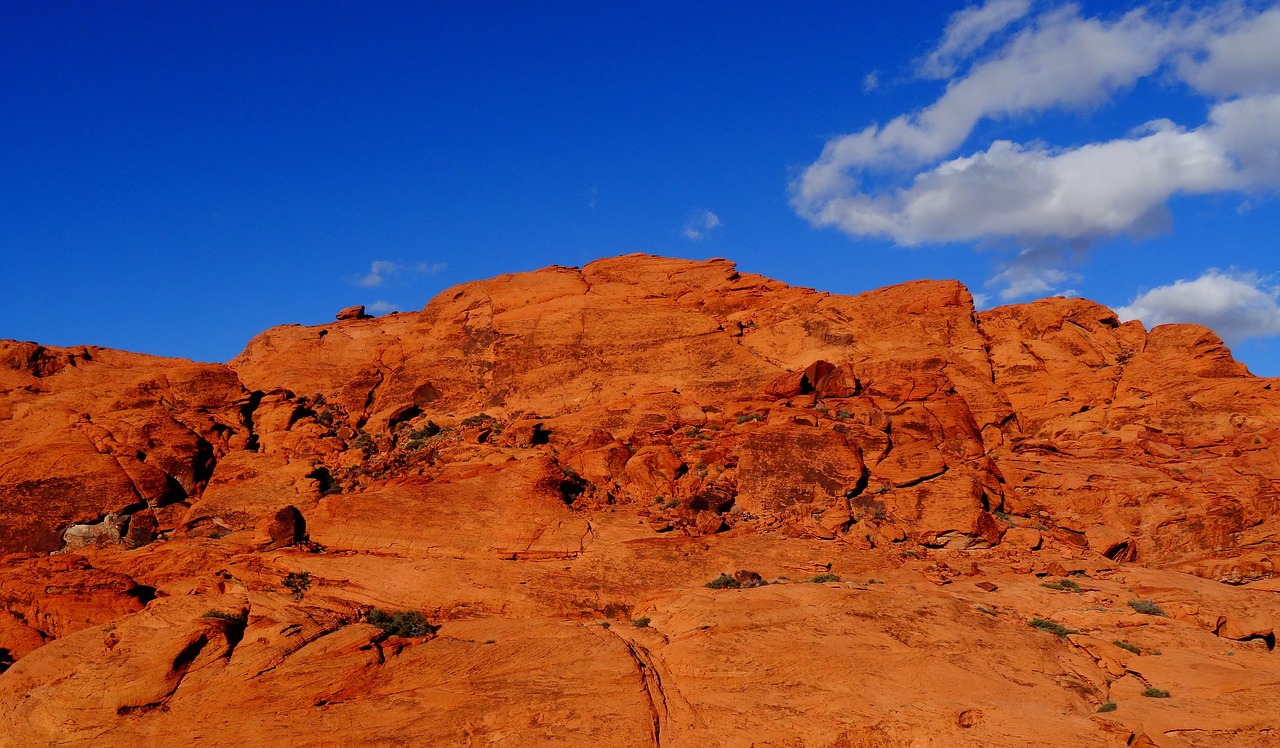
[
  {"xmin": 806, "ymin": 573, "xmax": 840, "ymax": 584},
  {"xmin": 1097, "ymin": 701, "xmax": 1117, "ymax": 713},
  {"xmin": 632, "ymin": 617, "xmax": 650, "ymax": 628},
  {"xmin": 403, "ymin": 421, "xmax": 442, "ymax": 449},
  {"xmin": 202, "ymin": 609, "xmax": 248, "ymax": 625},
  {"xmin": 1041, "ymin": 578, "xmax": 1082, "ymax": 592},
  {"xmin": 1029, "ymin": 618, "xmax": 1078, "ymax": 638},
  {"xmin": 1128, "ymin": 599, "xmax": 1167, "ymax": 617},
  {"xmin": 1142, "ymin": 687, "xmax": 1170, "ymax": 698},
  {"xmin": 1113, "ymin": 640, "xmax": 1141, "ymax": 655},
  {"xmin": 366, "ymin": 608, "xmax": 438, "ymax": 637},
  {"xmin": 734, "ymin": 412, "xmax": 765, "ymax": 424},
  {"xmin": 705, "ymin": 573, "xmax": 767, "ymax": 590},
  {"xmin": 283, "ymin": 571, "xmax": 312, "ymax": 600}
]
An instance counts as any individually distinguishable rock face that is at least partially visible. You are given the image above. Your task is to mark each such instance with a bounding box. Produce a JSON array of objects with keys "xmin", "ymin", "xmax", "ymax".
[{"xmin": 1, "ymin": 253, "xmax": 1279, "ymax": 746}]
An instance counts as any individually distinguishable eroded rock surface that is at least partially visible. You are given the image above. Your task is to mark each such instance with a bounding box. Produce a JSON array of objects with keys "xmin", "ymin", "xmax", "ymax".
[{"xmin": 1, "ymin": 254, "xmax": 1278, "ymax": 746}]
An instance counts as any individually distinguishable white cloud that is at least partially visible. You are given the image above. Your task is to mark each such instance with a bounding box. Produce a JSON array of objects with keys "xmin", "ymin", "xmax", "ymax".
[
  {"xmin": 918, "ymin": 0, "xmax": 1033, "ymax": 79},
  {"xmin": 351, "ymin": 259, "xmax": 447, "ymax": 288},
  {"xmin": 355, "ymin": 260, "xmax": 401, "ymax": 288},
  {"xmin": 987, "ymin": 248, "xmax": 1082, "ymax": 300},
  {"xmin": 791, "ymin": 2, "xmax": 1280, "ymax": 299},
  {"xmin": 367, "ymin": 300, "xmax": 400, "ymax": 315},
  {"xmin": 682, "ymin": 210, "xmax": 722, "ymax": 241},
  {"xmin": 793, "ymin": 5, "xmax": 1181, "ymax": 181},
  {"xmin": 863, "ymin": 71, "xmax": 880, "ymax": 92},
  {"xmin": 414, "ymin": 261, "xmax": 447, "ymax": 276},
  {"xmin": 804, "ymin": 118, "xmax": 1240, "ymax": 246},
  {"xmin": 1176, "ymin": 7, "xmax": 1280, "ymax": 97},
  {"xmin": 1117, "ymin": 270, "xmax": 1280, "ymax": 343}
]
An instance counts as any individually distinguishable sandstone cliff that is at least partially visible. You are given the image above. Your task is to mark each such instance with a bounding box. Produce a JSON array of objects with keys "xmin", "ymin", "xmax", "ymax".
[{"xmin": 1, "ymin": 254, "xmax": 1277, "ymax": 747}]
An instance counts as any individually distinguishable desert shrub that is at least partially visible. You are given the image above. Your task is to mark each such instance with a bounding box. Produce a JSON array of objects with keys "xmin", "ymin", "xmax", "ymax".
[
  {"xmin": 1029, "ymin": 618, "xmax": 1078, "ymax": 638},
  {"xmin": 735, "ymin": 412, "xmax": 765, "ymax": 424},
  {"xmin": 403, "ymin": 421, "xmax": 442, "ymax": 449},
  {"xmin": 1142, "ymin": 687, "xmax": 1170, "ymax": 698},
  {"xmin": 461, "ymin": 413, "xmax": 493, "ymax": 427},
  {"xmin": 1041, "ymin": 578, "xmax": 1081, "ymax": 592},
  {"xmin": 1113, "ymin": 640, "xmax": 1141, "ymax": 654},
  {"xmin": 976, "ymin": 605, "xmax": 998, "ymax": 616},
  {"xmin": 601, "ymin": 602, "xmax": 631, "ymax": 619},
  {"xmin": 632, "ymin": 617, "xmax": 650, "ymax": 628},
  {"xmin": 806, "ymin": 573, "xmax": 840, "ymax": 583},
  {"xmin": 283, "ymin": 571, "xmax": 312, "ymax": 600},
  {"xmin": 202, "ymin": 609, "xmax": 248, "ymax": 625},
  {"xmin": 366, "ymin": 608, "xmax": 437, "ymax": 637},
  {"xmin": 705, "ymin": 572, "xmax": 766, "ymax": 589},
  {"xmin": 1097, "ymin": 701, "xmax": 1117, "ymax": 713},
  {"xmin": 1128, "ymin": 599, "xmax": 1167, "ymax": 617}
]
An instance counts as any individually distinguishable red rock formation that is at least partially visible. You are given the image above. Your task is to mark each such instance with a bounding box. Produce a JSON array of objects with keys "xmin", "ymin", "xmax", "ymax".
[{"xmin": 1, "ymin": 254, "xmax": 1278, "ymax": 746}]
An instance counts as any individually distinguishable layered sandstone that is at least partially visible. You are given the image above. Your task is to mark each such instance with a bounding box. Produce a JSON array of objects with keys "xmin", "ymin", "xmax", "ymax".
[{"xmin": 1, "ymin": 254, "xmax": 1278, "ymax": 747}]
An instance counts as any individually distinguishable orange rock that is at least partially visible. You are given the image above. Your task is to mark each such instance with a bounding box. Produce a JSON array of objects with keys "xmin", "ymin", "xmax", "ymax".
[
  {"xmin": 1, "ymin": 254, "xmax": 1279, "ymax": 746},
  {"xmin": 1004, "ymin": 527, "xmax": 1043, "ymax": 551}
]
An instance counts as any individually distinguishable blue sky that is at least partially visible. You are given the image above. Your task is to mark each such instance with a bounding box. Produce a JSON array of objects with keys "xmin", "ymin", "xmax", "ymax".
[{"xmin": 3, "ymin": 1, "xmax": 1279, "ymax": 374}]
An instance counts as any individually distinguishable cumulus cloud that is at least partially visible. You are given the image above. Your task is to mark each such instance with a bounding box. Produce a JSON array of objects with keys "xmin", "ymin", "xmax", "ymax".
[
  {"xmin": 351, "ymin": 259, "xmax": 447, "ymax": 288},
  {"xmin": 792, "ymin": 2, "xmax": 1280, "ymax": 299},
  {"xmin": 366, "ymin": 300, "xmax": 400, "ymax": 315},
  {"xmin": 1117, "ymin": 270, "xmax": 1280, "ymax": 343},
  {"xmin": 1175, "ymin": 8, "xmax": 1280, "ymax": 97},
  {"xmin": 682, "ymin": 210, "xmax": 722, "ymax": 241},
  {"xmin": 918, "ymin": 0, "xmax": 1033, "ymax": 79}
]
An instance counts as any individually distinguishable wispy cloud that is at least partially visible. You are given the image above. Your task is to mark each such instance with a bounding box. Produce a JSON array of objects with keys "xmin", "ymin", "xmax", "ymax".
[
  {"xmin": 355, "ymin": 260, "xmax": 402, "ymax": 288},
  {"xmin": 917, "ymin": 0, "xmax": 1032, "ymax": 79},
  {"xmin": 367, "ymin": 300, "xmax": 400, "ymax": 315},
  {"xmin": 1117, "ymin": 270, "xmax": 1280, "ymax": 344},
  {"xmin": 682, "ymin": 209, "xmax": 722, "ymax": 241},
  {"xmin": 350, "ymin": 259, "xmax": 447, "ymax": 288},
  {"xmin": 792, "ymin": 2, "xmax": 1280, "ymax": 300},
  {"xmin": 986, "ymin": 247, "xmax": 1082, "ymax": 300}
]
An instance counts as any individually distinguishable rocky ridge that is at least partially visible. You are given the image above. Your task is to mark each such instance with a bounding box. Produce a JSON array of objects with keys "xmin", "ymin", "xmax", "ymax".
[{"xmin": 0, "ymin": 254, "xmax": 1278, "ymax": 746}]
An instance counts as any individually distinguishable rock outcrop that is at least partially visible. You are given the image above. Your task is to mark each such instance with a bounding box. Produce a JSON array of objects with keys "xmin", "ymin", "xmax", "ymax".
[{"xmin": 1, "ymin": 254, "xmax": 1278, "ymax": 746}]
